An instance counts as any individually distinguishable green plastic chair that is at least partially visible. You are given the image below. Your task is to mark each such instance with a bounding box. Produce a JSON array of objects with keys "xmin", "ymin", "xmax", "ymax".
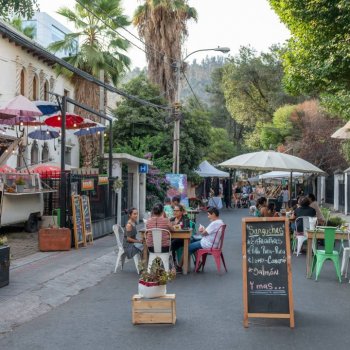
[{"xmin": 311, "ymin": 226, "xmax": 341, "ymax": 282}]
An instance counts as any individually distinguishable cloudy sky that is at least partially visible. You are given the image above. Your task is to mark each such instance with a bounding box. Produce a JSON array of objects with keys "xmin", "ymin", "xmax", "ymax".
[{"xmin": 37, "ymin": 0, "xmax": 290, "ymax": 68}]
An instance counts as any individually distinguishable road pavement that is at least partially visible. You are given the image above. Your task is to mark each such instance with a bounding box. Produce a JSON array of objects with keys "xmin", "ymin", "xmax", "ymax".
[{"xmin": 1, "ymin": 209, "xmax": 350, "ymax": 349}]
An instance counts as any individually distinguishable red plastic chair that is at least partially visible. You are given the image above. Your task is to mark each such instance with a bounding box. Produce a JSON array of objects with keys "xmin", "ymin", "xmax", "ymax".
[{"xmin": 194, "ymin": 224, "xmax": 227, "ymax": 273}]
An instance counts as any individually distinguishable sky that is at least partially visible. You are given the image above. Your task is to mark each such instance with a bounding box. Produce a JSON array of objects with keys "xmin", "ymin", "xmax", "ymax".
[{"xmin": 37, "ymin": 0, "xmax": 290, "ymax": 68}]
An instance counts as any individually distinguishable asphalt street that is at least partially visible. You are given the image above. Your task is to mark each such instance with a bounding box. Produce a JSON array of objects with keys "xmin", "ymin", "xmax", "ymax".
[{"xmin": 1, "ymin": 209, "xmax": 350, "ymax": 350}]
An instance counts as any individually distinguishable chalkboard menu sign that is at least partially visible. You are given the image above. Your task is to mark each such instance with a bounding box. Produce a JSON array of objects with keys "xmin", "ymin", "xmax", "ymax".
[
  {"xmin": 81, "ymin": 195, "xmax": 93, "ymax": 244},
  {"xmin": 242, "ymin": 217, "xmax": 294, "ymax": 328},
  {"xmin": 71, "ymin": 195, "xmax": 86, "ymax": 249}
]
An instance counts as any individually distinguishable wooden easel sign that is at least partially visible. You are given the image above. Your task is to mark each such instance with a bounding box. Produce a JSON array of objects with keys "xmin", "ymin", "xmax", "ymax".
[
  {"xmin": 80, "ymin": 195, "xmax": 93, "ymax": 244},
  {"xmin": 242, "ymin": 217, "xmax": 294, "ymax": 328},
  {"xmin": 71, "ymin": 195, "xmax": 86, "ymax": 249}
]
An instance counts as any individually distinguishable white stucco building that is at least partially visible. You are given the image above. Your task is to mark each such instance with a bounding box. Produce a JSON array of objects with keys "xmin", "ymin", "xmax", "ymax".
[{"xmin": 0, "ymin": 18, "xmax": 80, "ymax": 169}]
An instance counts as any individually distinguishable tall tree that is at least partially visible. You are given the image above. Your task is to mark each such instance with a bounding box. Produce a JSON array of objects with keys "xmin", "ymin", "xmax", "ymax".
[
  {"xmin": 133, "ymin": 0, "xmax": 197, "ymax": 103},
  {"xmin": 0, "ymin": 0, "xmax": 38, "ymax": 19},
  {"xmin": 222, "ymin": 45, "xmax": 303, "ymax": 149},
  {"xmin": 269, "ymin": 0, "xmax": 350, "ymax": 118},
  {"xmin": 49, "ymin": 0, "xmax": 130, "ymax": 166}
]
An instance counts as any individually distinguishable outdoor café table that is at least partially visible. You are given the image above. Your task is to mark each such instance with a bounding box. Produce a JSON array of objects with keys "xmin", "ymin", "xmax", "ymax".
[
  {"xmin": 305, "ymin": 229, "xmax": 348, "ymax": 278},
  {"xmin": 139, "ymin": 228, "xmax": 192, "ymax": 275}
]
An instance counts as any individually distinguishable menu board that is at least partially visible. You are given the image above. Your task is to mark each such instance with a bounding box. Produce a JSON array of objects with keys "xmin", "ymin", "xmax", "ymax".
[
  {"xmin": 242, "ymin": 217, "xmax": 294, "ymax": 328},
  {"xmin": 71, "ymin": 195, "xmax": 86, "ymax": 249},
  {"xmin": 81, "ymin": 195, "xmax": 93, "ymax": 243}
]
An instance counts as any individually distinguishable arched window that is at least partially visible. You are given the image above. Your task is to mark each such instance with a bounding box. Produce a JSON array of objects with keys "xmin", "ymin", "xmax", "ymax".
[
  {"xmin": 32, "ymin": 75, "xmax": 38, "ymax": 100},
  {"xmin": 42, "ymin": 142, "xmax": 49, "ymax": 162},
  {"xmin": 44, "ymin": 80, "xmax": 49, "ymax": 101},
  {"xmin": 20, "ymin": 69, "xmax": 25, "ymax": 95},
  {"xmin": 31, "ymin": 141, "xmax": 39, "ymax": 165}
]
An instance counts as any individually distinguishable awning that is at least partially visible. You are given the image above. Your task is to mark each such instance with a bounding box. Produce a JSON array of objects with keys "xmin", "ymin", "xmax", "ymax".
[{"xmin": 195, "ymin": 160, "xmax": 229, "ymax": 178}]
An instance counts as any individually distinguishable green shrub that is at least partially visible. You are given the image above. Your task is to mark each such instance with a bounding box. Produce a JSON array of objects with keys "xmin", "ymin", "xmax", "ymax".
[{"xmin": 327, "ymin": 216, "xmax": 345, "ymax": 227}]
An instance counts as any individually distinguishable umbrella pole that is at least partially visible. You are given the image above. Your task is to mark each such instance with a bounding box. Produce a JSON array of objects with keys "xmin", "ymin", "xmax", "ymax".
[
  {"xmin": 59, "ymin": 96, "xmax": 67, "ymax": 228},
  {"xmin": 289, "ymin": 172, "xmax": 293, "ymax": 204}
]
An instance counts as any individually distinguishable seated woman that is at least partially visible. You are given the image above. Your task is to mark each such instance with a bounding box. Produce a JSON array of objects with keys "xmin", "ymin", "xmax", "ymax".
[
  {"xmin": 267, "ymin": 202, "xmax": 279, "ymax": 217},
  {"xmin": 146, "ymin": 203, "xmax": 172, "ymax": 253},
  {"xmin": 170, "ymin": 204, "xmax": 190, "ymax": 273},
  {"xmin": 123, "ymin": 208, "xmax": 143, "ymax": 259},
  {"xmin": 254, "ymin": 197, "xmax": 268, "ymax": 217},
  {"xmin": 291, "ymin": 196, "xmax": 316, "ymax": 232},
  {"xmin": 308, "ymin": 193, "xmax": 325, "ymax": 225}
]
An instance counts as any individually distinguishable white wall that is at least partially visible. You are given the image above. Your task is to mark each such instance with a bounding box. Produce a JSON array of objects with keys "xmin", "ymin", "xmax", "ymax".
[{"xmin": 0, "ymin": 35, "xmax": 80, "ymax": 168}]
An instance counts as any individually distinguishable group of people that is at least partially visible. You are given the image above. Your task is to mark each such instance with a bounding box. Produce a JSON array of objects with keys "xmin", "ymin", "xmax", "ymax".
[{"xmin": 123, "ymin": 195, "xmax": 225, "ymax": 274}]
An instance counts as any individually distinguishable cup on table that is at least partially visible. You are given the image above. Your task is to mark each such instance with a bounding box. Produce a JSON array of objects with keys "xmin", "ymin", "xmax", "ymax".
[{"xmin": 199, "ymin": 224, "xmax": 204, "ymax": 233}]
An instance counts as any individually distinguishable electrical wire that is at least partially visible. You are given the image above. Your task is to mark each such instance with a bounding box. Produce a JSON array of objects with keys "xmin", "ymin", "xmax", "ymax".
[{"xmin": 182, "ymin": 72, "xmax": 203, "ymax": 110}]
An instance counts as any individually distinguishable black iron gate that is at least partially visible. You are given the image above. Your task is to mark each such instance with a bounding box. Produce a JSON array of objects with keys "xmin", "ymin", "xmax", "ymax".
[
  {"xmin": 339, "ymin": 180, "xmax": 345, "ymax": 211},
  {"xmin": 325, "ymin": 175, "xmax": 334, "ymax": 205}
]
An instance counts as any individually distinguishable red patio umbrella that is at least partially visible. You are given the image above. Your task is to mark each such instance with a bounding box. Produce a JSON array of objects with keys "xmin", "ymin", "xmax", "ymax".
[
  {"xmin": 0, "ymin": 165, "xmax": 16, "ymax": 173},
  {"xmin": 44, "ymin": 113, "xmax": 84, "ymax": 129}
]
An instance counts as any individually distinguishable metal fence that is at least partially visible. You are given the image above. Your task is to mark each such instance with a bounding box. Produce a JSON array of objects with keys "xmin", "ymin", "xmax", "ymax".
[
  {"xmin": 325, "ymin": 175, "xmax": 334, "ymax": 205},
  {"xmin": 339, "ymin": 180, "xmax": 345, "ymax": 210},
  {"xmin": 42, "ymin": 172, "xmax": 116, "ymax": 236}
]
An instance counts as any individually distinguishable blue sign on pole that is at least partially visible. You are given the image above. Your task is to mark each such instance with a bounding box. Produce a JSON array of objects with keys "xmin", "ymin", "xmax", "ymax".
[{"xmin": 139, "ymin": 164, "xmax": 148, "ymax": 173}]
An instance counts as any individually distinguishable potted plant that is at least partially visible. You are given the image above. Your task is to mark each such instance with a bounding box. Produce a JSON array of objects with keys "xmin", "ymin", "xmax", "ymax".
[
  {"xmin": 15, "ymin": 176, "xmax": 25, "ymax": 193},
  {"xmin": 138, "ymin": 258, "xmax": 176, "ymax": 298},
  {"xmin": 0, "ymin": 236, "xmax": 10, "ymax": 288}
]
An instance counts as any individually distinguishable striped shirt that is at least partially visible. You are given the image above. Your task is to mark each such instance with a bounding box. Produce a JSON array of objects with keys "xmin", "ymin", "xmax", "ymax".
[{"xmin": 146, "ymin": 216, "xmax": 171, "ymax": 247}]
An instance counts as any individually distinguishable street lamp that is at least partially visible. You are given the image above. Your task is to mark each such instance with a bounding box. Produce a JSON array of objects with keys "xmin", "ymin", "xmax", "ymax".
[{"xmin": 172, "ymin": 47, "xmax": 230, "ymax": 174}]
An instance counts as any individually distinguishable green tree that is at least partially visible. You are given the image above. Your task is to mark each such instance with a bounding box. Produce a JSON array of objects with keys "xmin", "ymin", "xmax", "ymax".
[
  {"xmin": 133, "ymin": 0, "xmax": 197, "ymax": 103},
  {"xmin": 269, "ymin": 0, "xmax": 350, "ymax": 118},
  {"xmin": 222, "ymin": 45, "xmax": 302, "ymax": 149},
  {"xmin": 0, "ymin": 0, "xmax": 38, "ymax": 19}
]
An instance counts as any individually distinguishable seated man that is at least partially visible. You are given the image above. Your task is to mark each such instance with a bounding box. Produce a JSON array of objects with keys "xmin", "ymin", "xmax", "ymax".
[{"xmin": 178, "ymin": 207, "xmax": 224, "ymax": 269}]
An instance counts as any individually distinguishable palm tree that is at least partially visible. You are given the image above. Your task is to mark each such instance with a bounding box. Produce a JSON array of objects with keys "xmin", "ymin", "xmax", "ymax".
[
  {"xmin": 48, "ymin": 0, "xmax": 130, "ymax": 166},
  {"xmin": 133, "ymin": 0, "xmax": 197, "ymax": 103}
]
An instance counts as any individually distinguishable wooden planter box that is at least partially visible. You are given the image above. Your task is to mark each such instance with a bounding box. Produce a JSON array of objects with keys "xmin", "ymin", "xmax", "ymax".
[
  {"xmin": 0, "ymin": 245, "xmax": 10, "ymax": 288},
  {"xmin": 39, "ymin": 228, "xmax": 71, "ymax": 252},
  {"xmin": 132, "ymin": 294, "xmax": 176, "ymax": 325}
]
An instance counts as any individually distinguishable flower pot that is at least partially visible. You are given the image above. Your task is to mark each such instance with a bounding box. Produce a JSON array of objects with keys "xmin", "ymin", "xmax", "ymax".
[
  {"xmin": 0, "ymin": 245, "xmax": 10, "ymax": 288},
  {"xmin": 138, "ymin": 280, "xmax": 167, "ymax": 298},
  {"xmin": 16, "ymin": 184, "xmax": 25, "ymax": 193}
]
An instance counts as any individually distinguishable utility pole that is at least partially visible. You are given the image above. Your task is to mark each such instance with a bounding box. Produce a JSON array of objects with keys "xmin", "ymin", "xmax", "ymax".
[{"xmin": 171, "ymin": 47, "xmax": 230, "ymax": 174}]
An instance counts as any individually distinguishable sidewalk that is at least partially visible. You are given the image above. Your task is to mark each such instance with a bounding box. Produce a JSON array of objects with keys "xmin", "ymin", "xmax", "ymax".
[{"xmin": 0, "ymin": 233, "xmax": 117, "ymax": 334}]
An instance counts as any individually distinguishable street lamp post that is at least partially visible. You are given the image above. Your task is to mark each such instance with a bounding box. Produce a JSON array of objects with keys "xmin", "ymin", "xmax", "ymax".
[{"xmin": 172, "ymin": 47, "xmax": 230, "ymax": 174}]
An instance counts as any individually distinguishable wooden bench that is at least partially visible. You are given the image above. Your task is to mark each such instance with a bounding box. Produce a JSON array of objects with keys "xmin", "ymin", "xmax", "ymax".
[{"xmin": 132, "ymin": 294, "xmax": 176, "ymax": 325}]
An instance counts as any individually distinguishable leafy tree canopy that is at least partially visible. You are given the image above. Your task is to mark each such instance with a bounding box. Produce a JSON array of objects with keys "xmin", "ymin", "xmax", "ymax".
[
  {"xmin": 269, "ymin": 0, "xmax": 350, "ymax": 118},
  {"xmin": 0, "ymin": 0, "xmax": 38, "ymax": 19}
]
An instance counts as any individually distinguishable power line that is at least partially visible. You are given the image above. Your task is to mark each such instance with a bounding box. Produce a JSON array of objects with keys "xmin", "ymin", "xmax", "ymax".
[{"xmin": 182, "ymin": 72, "xmax": 203, "ymax": 110}]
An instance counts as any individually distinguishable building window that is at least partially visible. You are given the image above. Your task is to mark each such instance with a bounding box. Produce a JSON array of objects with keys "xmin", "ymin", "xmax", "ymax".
[
  {"xmin": 44, "ymin": 80, "xmax": 49, "ymax": 101},
  {"xmin": 32, "ymin": 75, "xmax": 38, "ymax": 100},
  {"xmin": 64, "ymin": 89, "xmax": 70, "ymax": 97},
  {"xmin": 31, "ymin": 141, "xmax": 39, "ymax": 165},
  {"xmin": 20, "ymin": 69, "xmax": 25, "ymax": 96},
  {"xmin": 42, "ymin": 142, "xmax": 49, "ymax": 162}
]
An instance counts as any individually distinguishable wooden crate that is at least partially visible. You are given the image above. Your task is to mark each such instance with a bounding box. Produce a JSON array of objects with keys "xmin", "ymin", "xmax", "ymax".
[{"xmin": 132, "ymin": 294, "xmax": 176, "ymax": 325}]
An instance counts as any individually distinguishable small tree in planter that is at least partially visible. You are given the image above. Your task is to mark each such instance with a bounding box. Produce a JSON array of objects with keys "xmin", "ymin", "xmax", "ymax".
[
  {"xmin": 0, "ymin": 236, "xmax": 10, "ymax": 288},
  {"xmin": 138, "ymin": 258, "xmax": 176, "ymax": 298},
  {"xmin": 15, "ymin": 176, "xmax": 25, "ymax": 193}
]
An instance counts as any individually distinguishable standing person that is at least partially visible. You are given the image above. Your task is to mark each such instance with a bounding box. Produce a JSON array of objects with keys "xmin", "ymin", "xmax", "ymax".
[
  {"xmin": 146, "ymin": 203, "xmax": 172, "ymax": 252},
  {"xmin": 123, "ymin": 208, "xmax": 143, "ymax": 259},
  {"xmin": 308, "ymin": 193, "xmax": 325, "ymax": 225},
  {"xmin": 281, "ymin": 186, "xmax": 289, "ymax": 208}
]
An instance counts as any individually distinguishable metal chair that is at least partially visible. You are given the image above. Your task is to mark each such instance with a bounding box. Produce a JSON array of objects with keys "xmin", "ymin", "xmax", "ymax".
[
  {"xmin": 293, "ymin": 216, "xmax": 312, "ymax": 256},
  {"xmin": 194, "ymin": 224, "xmax": 227, "ymax": 273},
  {"xmin": 113, "ymin": 224, "xmax": 140, "ymax": 274},
  {"xmin": 146, "ymin": 228, "xmax": 172, "ymax": 272}
]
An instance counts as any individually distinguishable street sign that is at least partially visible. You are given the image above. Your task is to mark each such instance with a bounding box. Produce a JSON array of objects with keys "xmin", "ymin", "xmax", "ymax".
[{"xmin": 139, "ymin": 164, "xmax": 148, "ymax": 173}]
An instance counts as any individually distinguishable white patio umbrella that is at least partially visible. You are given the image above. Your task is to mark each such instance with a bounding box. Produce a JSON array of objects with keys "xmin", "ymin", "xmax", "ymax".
[
  {"xmin": 331, "ymin": 121, "xmax": 350, "ymax": 139},
  {"xmin": 219, "ymin": 151, "xmax": 325, "ymax": 199},
  {"xmin": 259, "ymin": 171, "xmax": 304, "ymax": 180}
]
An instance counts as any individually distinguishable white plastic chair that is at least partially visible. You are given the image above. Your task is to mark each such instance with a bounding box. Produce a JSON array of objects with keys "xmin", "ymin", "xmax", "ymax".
[
  {"xmin": 113, "ymin": 224, "xmax": 140, "ymax": 274},
  {"xmin": 293, "ymin": 216, "xmax": 312, "ymax": 256},
  {"xmin": 147, "ymin": 229, "xmax": 171, "ymax": 272}
]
